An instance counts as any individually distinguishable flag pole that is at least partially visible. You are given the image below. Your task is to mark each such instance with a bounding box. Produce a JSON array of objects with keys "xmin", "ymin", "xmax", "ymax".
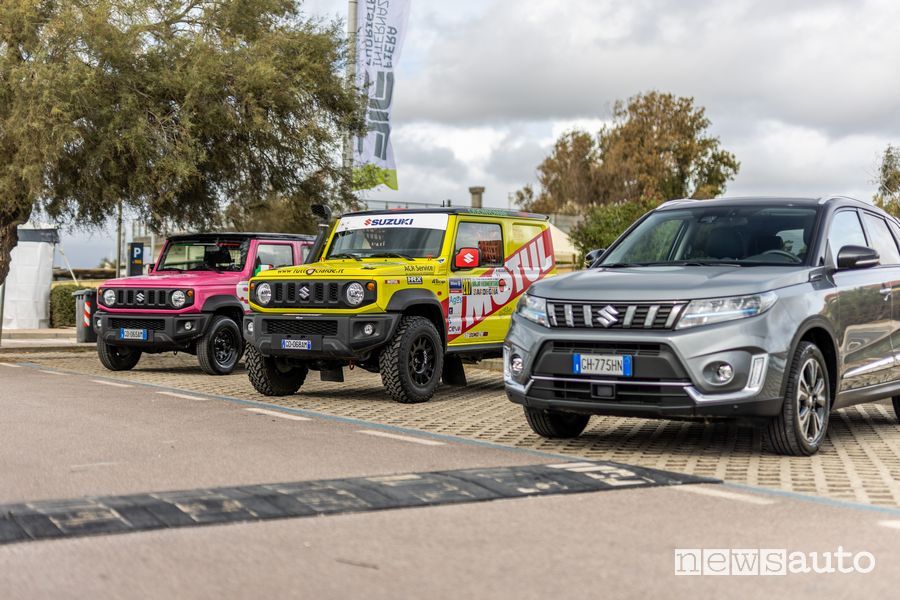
[{"xmin": 344, "ymin": 0, "xmax": 359, "ymax": 172}]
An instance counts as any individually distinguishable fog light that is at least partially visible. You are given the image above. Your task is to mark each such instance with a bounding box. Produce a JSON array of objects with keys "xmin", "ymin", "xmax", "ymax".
[
  {"xmin": 363, "ymin": 323, "xmax": 375, "ymax": 336},
  {"xmin": 511, "ymin": 355, "xmax": 524, "ymax": 375},
  {"xmin": 184, "ymin": 321, "xmax": 193, "ymax": 331},
  {"xmin": 715, "ymin": 363, "xmax": 734, "ymax": 383},
  {"xmin": 247, "ymin": 321, "xmax": 254, "ymax": 333}
]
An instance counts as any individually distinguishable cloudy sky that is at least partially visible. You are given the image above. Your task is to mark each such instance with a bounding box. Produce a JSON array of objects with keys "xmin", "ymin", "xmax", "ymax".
[{"xmin": 59, "ymin": 0, "xmax": 900, "ymax": 267}]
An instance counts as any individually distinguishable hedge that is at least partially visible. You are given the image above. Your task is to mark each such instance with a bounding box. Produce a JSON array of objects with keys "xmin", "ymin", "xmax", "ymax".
[{"xmin": 49, "ymin": 284, "xmax": 82, "ymax": 328}]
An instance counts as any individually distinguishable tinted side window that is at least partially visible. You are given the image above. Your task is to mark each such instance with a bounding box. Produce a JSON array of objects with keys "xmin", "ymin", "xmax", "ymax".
[
  {"xmin": 862, "ymin": 213, "xmax": 900, "ymax": 265},
  {"xmin": 455, "ymin": 222, "xmax": 503, "ymax": 267},
  {"xmin": 256, "ymin": 244, "xmax": 294, "ymax": 268},
  {"xmin": 827, "ymin": 211, "xmax": 867, "ymax": 256}
]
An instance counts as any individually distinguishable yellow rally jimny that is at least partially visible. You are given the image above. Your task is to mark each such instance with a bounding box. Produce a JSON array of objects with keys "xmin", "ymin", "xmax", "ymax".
[{"xmin": 242, "ymin": 207, "xmax": 556, "ymax": 403}]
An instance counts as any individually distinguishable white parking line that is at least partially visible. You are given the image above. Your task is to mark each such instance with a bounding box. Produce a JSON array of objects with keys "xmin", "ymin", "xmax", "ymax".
[
  {"xmin": 675, "ymin": 485, "xmax": 775, "ymax": 505},
  {"xmin": 357, "ymin": 430, "xmax": 445, "ymax": 446},
  {"xmin": 156, "ymin": 391, "xmax": 208, "ymax": 401},
  {"xmin": 0, "ymin": 362, "xmax": 21, "ymax": 368},
  {"xmin": 879, "ymin": 520, "xmax": 900, "ymax": 530},
  {"xmin": 91, "ymin": 379, "xmax": 132, "ymax": 388},
  {"xmin": 245, "ymin": 408, "xmax": 310, "ymax": 421},
  {"xmin": 39, "ymin": 369, "xmax": 65, "ymax": 376}
]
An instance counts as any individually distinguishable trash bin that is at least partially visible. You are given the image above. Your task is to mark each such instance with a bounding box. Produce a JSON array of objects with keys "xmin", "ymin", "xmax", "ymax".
[{"xmin": 72, "ymin": 289, "xmax": 98, "ymax": 343}]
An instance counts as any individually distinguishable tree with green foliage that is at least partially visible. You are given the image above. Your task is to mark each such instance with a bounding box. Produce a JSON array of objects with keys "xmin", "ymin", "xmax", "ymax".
[
  {"xmin": 0, "ymin": 0, "xmax": 362, "ymax": 284},
  {"xmin": 874, "ymin": 144, "xmax": 900, "ymax": 218},
  {"xmin": 516, "ymin": 91, "xmax": 739, "ymax": 255}
]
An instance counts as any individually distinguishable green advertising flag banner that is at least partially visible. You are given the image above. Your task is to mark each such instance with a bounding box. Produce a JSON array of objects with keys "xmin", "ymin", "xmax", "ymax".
[{"xmin": 353, "ymin": 0, "xmax": 411, "ymax": 191}]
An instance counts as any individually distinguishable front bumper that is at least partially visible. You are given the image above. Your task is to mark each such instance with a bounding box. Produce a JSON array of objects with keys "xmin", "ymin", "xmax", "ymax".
[
  {"xmin": 94, "ymin": 311, "xmax": 211, "ymax": 351},
  {"xmin": 243, "ymin": 313, "xmax": 401, "ymax": 359},
  {"xmin": 504, "ymin": 313, "xmax": 789, "ymax": 419}
]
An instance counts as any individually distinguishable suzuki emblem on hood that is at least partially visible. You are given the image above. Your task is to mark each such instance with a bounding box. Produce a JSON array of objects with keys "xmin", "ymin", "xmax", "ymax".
[
  {"xmin": 136, "ymin": 292, "xmax": 145, "ymax": 303},
  {"xmin": 298, "ymin": 285, "xmax": 310, "ymax": 300},
  {"xmin": 596, "ymin": 305, "xmax": 619, "ymax": 328}
]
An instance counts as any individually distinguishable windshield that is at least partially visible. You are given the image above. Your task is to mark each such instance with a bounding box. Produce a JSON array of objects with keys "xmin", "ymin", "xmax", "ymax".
[
  {"xmin": 600, "ymin": 205, "xmax": 819, "ymax": 267},
  {"xmin": 157, "ymin": 239, "xmax": 249, "ymax": 272},
  {"xmin": 326, "ymin": 213, "xmax": 448, "ymax": 259}
]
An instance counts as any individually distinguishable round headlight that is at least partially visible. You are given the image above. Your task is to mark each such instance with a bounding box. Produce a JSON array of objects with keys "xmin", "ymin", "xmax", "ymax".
[
  {"xmin": 346, "ymin": 282, "xmax": 365, "ymax": 306},
  {"xmin": 103, "ymin": 289, "xmax": 116, "ymax": 306},
  {"xmin": 257, "ymin": 282, "xmax": 272, "ymax": 305},
  {"xmin": 171, "ymin": 290, "xmax": 186, "ymax": 308}
]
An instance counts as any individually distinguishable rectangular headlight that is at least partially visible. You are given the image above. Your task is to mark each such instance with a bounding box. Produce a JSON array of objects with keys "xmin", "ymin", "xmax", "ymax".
[{"xmin": 676, "ymin": 292, "xmax": 777, "ymax": 330}]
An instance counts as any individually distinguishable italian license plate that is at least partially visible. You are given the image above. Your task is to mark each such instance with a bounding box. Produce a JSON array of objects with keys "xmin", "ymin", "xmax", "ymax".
[
  {"xmin": 119, "ymin": 328, "xmax": 148, "ymax": 341},
  {"xmin": 281, "ymin": 339, "xmax": 312, "ymax": 351},
  {"xmin": 573, "ymin": 353, "xmax": 633, "ymax": 377}
]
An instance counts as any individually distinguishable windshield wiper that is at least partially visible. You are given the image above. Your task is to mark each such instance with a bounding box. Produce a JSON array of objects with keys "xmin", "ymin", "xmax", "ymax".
[
  {"xmin": 330, "ymin": 253, "xmax": 362, "ymax": 261},
  {"xmin": 367, "ymin": 252, "xmax": 414, "ymax": 261}
]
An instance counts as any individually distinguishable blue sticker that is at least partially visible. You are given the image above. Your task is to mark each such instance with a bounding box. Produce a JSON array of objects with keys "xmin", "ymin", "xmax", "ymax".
[
  {"xmin": 573, "ymin": 353, "xmax": 581, "ymax": 374},
  {"xmin": 623, "ymin": 355, "xmax": 633, "ymax": 377},
  {"xmin": 449, "ymin": 278, "xmax": 462, "ymax": 293}
]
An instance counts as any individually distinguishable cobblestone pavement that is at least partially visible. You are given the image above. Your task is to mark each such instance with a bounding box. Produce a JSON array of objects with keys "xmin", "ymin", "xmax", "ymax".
[{"xmin": 8, "ymin": 351, "xmax": 900, "ymax": 507}]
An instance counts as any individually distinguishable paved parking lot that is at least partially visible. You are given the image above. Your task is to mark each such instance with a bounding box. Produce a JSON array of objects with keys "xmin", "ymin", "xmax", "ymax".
[{"xmin": 4, "ymin": 350, "xmax": 900, "ymax": 507}]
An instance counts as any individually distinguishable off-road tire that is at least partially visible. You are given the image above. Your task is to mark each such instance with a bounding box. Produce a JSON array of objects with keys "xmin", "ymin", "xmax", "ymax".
[
  {"xmin": 197, "ymin": 316, "xmax": 244, "ymax": 375},
  {"xmin": 380, "ymin": 316, "xmax": 444, "ymax": 404},
  {"xmin": 524, "ymin": 407, "xmax": 590, "ymax": 439},
  {"xmin": 763, "ymin": 341, "xmax": 831, "ymax": 456},
  {"xmin": 245, "ymin": 346, "xmax": 308, "ymax": 396},
  {"xmin": 97, "ymin": 341, "xmax": 142, "ymax": 371}
]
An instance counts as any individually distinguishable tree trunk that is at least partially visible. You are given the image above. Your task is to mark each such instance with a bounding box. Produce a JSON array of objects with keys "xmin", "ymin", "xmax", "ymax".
[{"xmin": 0, "ymin": 218, "xmax": 23, "ymax": 287}]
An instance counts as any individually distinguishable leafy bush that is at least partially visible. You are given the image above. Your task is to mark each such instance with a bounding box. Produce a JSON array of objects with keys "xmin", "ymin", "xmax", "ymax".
[
  {"xmin": 49, "ymin": 284, "xmax": 82, "ymax": 328},
  {"xmin": 569, "ymin": 198, "xmax": 659, "ymax": 257}
]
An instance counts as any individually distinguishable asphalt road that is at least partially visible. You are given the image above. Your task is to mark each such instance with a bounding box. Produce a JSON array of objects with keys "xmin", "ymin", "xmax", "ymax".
[{"xmin": 2, "ymin": 364, "xmax": 900, "ymax": 598}]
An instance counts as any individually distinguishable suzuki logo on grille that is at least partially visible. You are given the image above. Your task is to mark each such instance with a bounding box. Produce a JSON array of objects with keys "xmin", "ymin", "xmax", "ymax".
[
  {"xmin": 136, "ymin": 292, "xmax": 145, "ymax": 303},
  {"xmin": 596, "ymin": 305, "xmax": 619, "ymax": 327},
  {"xmin": 298, "ymin": 285, "xmax": 310, "ymax": 300}
]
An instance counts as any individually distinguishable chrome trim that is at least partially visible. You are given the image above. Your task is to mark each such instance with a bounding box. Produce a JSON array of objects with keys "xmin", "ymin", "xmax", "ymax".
[
  {"xmin": 530, "ymin": 375, "xmax": 690, "ymax": 388},
  {"xmin": 623, "ymin": 305, "xmax": 636, "ymax": 327},
  {"xmin": 685, "ymin": 354, "xmax": 770, "ymax": 405},
  {"xmin": 665, "ymin": 304, "xmax": 683, "ymax": 328},
  {"xmin": 547, "ymin": 303, "xmax": 557, "ymax": 326},
  {"xmin": 564, "ymin": 304, "xmax": 574, "ymax": 327},
  {"xmin": 644, "ymin": 305, "xmax": 659, "ymax": 328},
  {"xmin": 582, "ymin": 305, "xmax": 593, "ymax": 327}
]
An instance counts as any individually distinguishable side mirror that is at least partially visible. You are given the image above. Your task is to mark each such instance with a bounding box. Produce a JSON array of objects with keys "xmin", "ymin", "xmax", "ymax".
[
  {"xmin": 837, "ymin": 245, "xmax": 879, "ymax": 270},
  {"xmin": 454, "ymin": 247, "xmax": 481, "ymax": 269},
  {"xmin": 584, "ymin": 248, "xmax": 606, "ymax": 268},
  {"xmin": 147, "ymin": 262, "xmax": 156, "ymax": 272}
]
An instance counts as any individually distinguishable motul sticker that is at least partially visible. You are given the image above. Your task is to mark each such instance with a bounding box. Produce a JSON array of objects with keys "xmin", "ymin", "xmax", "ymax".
[
  {"xmin": 448, "ymin": 228, "xmax": 555, "ymax": 342},
  {"xmin": 336, "ymin": 213, "xmax": 449, "ymax": 232}
]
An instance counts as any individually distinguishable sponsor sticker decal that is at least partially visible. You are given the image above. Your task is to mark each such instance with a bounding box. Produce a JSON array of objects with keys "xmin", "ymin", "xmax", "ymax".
[
  {"xmin": 385, "ymin": 279, "xmax": 400, "ymax": 284},
  {"xmin": 449, "ymin": 278, "xmax": 462, "ymax": 293},
  {"xmin": 407, "ymin": 276, "xmax": 423, "ymax": 285}
]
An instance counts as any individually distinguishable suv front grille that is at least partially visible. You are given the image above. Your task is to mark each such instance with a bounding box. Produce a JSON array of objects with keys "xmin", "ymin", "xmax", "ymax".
[
  {"xmin": 268, "ymin": 281, "xmax": 345, "ymax": 308},
  {"xmin": 264, "ymin": 319, "xmax": 338, "ymax": 336},
  {"xmin": 111, "ymin": 288, "xmax": 178, "ymax": 309},
  {"xmin": 109, "ymin": 317, "xmax": 166, "ymax": 331},
  {"xmin": 548, "ymin": 302, "xmax": 685, "ymax": 330}
]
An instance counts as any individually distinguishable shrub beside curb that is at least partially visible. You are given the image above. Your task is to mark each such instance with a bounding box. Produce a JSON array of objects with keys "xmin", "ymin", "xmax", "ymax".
[{"xmin": 50, "ymin": 284, "xmax": 81, "ymax": 328}]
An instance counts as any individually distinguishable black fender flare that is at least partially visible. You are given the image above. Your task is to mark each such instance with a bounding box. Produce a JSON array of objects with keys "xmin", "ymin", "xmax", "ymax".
[
  {"xmin": 385, "ymin": 289, "xmax": 447, "ymax": 338},
  {"xmin": 200, "ymin": 294, "xmax": 246, "ymax": 318}
]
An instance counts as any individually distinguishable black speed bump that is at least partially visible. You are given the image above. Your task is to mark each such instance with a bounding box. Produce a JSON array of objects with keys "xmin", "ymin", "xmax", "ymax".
[{"xmin": 0, "ymin": 461, "xmax": 715, "ymax": 545}]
